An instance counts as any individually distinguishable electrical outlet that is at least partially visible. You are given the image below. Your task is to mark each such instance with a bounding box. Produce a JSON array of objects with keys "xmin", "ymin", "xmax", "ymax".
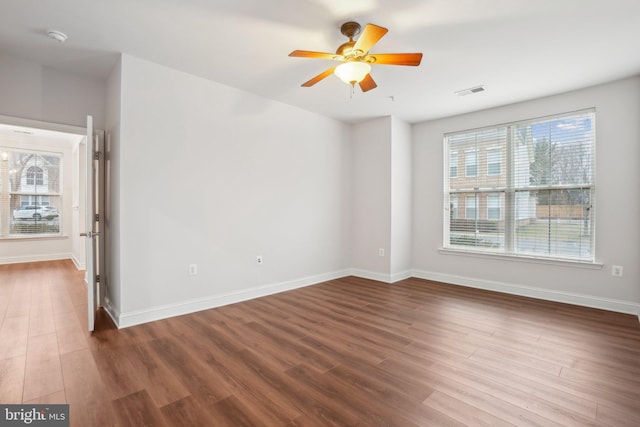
[
  {"xmin": 257, "ymin": 255, "xmax": 263, "ymax": 265},
  {"xmin": 379, "ymin": 248, "xmax": 384, "ymax": 257},
  {"xmin": 612, "ymin": 265, "xmax": 623, "ymax": 277},
  {"xmin": 188, "ymin": 264, "xmax": 198, "ymax": 276}
]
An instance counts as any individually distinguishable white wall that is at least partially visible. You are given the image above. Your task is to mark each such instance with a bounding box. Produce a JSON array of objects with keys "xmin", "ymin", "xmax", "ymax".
[
  {"xmin": 104, "ymin": 56, "xmax": 122, "ymax": 319},
  {"xmin": 0, "ymin": 135, "xmax": 75, "ymax": 264},
  {"xmin": 390, "ymin": 117, "xmax": 412, "ymax": 279},
  {"xmin": 0, "ymin": 54, "xmax": 106, "ymax": 129},
  {"xmin": 412, "ymin": 76, "xmax": 640, "ymax": 313},
  {"xmin": 351, "ymin": 116, "xmax": 413, "ymax": 282},
  {"xmin": 111, "ymin": 54, "xmax": 352, "ymax": 326},
  {"xmin": 351, "ymin": 117, "xmax": 392, "ymax": 278}
]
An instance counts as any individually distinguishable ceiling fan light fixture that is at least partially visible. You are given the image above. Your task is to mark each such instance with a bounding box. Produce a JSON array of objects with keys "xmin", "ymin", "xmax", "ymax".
[
  {"xmin": 290, "ymin": 22, "xmax": 421, "ymax": 92},
  {"xmin": 334, "ymin": 61, "xmax": 371, "ymax": 85}
]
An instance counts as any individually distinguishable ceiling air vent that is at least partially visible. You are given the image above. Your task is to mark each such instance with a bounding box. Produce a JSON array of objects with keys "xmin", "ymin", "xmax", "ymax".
[{"xmin": 455, "ymin": 85, "xmax": 485, "ymax": 96}]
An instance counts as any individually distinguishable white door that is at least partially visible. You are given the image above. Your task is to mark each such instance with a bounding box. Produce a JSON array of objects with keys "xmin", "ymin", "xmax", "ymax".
[{"xmin": 84, "ymin": 115, "xmax": 104, "ymax": 331}]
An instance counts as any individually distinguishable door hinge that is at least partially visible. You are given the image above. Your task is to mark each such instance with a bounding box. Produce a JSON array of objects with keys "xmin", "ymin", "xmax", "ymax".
[
  {"xmin": 95, "ymin": 214, "xmax": 100, "ymax": 222},
  {"xmin": 94, "ymin": 151, "xmax": 101, "ymax": 160},
  {"xmin": 96, "ymin": 275, "xmax": 101, "ymax": 283}
]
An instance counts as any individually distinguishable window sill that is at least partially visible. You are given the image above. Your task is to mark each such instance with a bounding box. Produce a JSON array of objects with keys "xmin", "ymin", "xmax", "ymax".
[
  {"xmin": 1, "ymin": 235, "xmax": 68, "ymax": 241},
  {"xmin": 438, "ymin": 247, "xmax": 603, "ymax": 269}
]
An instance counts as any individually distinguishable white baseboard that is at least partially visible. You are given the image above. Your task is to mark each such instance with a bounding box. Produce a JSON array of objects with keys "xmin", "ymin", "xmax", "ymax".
[
  {"xmin": 350, "ymin": 268, "xmax": 412, "ymax": 284},
  {"xmin": 350, "ymin": 269, "xmax": 392, "ymax": 283},
  {"xmin": 102, "ymin": 300, "xmax": 120, "ymax": 328},
  {"xmin": 0, "ymin": 253, "xmax": 71, "ymax": 265},
  {"xmin": 411, "ymin": 269, "xmax": 640, "ymax": 317},
  {"xmin": 116, "ymin": 269, "xmax": 352, "ymax": 329},
  {"xmin": 110, "ymin": 267, "xmax": 640, "ymax": 328},
  {"xmin": 71, "ymin": 255, "xmax": 86, "ymax": 271},
  {"xmin": 391, "ymin": 270, "xmax": 413, "ymax": 283}
]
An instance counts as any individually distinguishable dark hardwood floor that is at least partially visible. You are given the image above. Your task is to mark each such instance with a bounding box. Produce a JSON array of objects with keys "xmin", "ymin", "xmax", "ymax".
[{"xmin": 1, "ymin": 260, "xmax": 640, "ymax": 426}]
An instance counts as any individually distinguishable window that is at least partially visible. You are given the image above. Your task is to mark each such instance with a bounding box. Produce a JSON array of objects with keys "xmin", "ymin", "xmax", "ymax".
[
  {"xmin": 486, "ymin": 148, "xmax": 501, "ymax": 176},
  {"xmin": 465, "ymin": 195, "xmax": 477, "ymax": 220},
  {"xmin": 487, "ymin": 194, "xmax": 501, "ymax": 220},
  {"xmin": 26, "ymin": 166, "xmax": 44, "ymax": 186},
  {"xmin": 450, "ymin": 152, "xmax": 458, "ymax": 178},
  {"xmin": 465, "ymin": 150, "xmax": 477, "ymax": 177},
  {"xmin": 444, "ymin": 109, "xmax": 595, "ymax": 262},
  {"xmin": 450, "ymin": 195, "xmax": 458, "ymax": 219},
  {"xmin": 0, "ymin": 150, "xmax": 62, "ymax": 237}
]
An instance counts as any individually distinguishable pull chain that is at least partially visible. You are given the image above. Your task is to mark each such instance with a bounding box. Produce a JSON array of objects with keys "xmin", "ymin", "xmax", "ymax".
[{"xmin": 347, "ymin": 82, "xmax": 357, "ymax": 100}]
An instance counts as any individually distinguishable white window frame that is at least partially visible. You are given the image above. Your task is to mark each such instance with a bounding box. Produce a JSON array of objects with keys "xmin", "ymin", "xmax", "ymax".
[
  {"xmin": 0, "ymin": 148, "xmax": 63, "ymax": 238},
  {"xmin": 443, "ymin": 109, "xmax": 596, "ymax": 263}
]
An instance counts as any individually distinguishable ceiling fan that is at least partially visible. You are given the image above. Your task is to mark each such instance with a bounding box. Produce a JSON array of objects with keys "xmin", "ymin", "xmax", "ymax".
[{"xmin": 289, "ymin": 21, "xmax": 423, "ymax": 92}]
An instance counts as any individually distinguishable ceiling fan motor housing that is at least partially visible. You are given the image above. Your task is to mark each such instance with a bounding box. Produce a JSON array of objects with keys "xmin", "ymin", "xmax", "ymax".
[
  {"xmin": 336, "ymin": 41, "xmax": 356, "ymax": 56},
  {"xmin": 337, "ymin": 22, "xmax": 362, "ymax": 57},
  {"xmin": 340, "ymin": 21, "xmax": 361, "ymax": 39}
]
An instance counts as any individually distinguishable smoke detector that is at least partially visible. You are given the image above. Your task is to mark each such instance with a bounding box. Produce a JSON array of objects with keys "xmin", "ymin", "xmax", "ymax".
[{"xmin": 46, "ymin": 30, "xmax": 68, "ymax": 43}]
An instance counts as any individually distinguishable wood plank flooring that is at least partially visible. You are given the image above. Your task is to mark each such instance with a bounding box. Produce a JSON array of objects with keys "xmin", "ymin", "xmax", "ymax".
[{"xmin": 1, "ymin": 260, "xmax": 639, "ymax": 426}]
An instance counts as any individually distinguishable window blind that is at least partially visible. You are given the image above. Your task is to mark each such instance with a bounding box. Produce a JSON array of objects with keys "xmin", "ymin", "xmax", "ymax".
[
  {"xmin": 0, "ymin": 149, "xmax": 62, "ymax": 237},
  {"xmin": 444, "ymin": 109, "xmax": 595, "ymax": 262}
]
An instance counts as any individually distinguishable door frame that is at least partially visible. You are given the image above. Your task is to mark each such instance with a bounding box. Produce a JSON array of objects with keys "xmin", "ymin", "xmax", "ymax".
[
  {"xmin": 85, "ymin": 116, "xmax": 106, "ymax": 331},
  {"xmin": 0, "ymin": 114, "xmax": 107, "ymax": 324}
]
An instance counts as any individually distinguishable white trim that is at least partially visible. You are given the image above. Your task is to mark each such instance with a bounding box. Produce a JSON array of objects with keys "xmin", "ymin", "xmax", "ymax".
[
  {"xmin": 116, "ymin": 269, "xmax": 351, "ymax": 329},
  {"xmin": 106, "ymin": 266, "xmax": 639, "ymax": 328},
  {"xmin": 349, "ymin": 269, "xmax": 413, "ymax": 284},
  {"xmin": 0, "ymin": 235, "xmax": 69, "ymax": 241},
  {"xmin": 102, "ymin": 299, "xmax": 120, "ymax": 328},
  {"xmin": 391, "ymin": 270, "xmax": 413, "ymax": 283},
  {"xmin": 0, "ymin": 114, "xmax": 86, "ymax": 136},
  {"xmin": 71, "ymin": 254, "xmax": 86, "ymax": 270},
  {"xmin": 438, "ymin": 247, "xmax": 603, "ymax": 269},
  {"xmin": 411, "ymin": 269, "xmax": 640, "ymax": 316},
  {"xmin": 0, "ymin": 253, "xmax": 71, "ymax": 265},
  {"xmin": 350, "ymin": 269, "xmax": 393, "ymax": 283}
]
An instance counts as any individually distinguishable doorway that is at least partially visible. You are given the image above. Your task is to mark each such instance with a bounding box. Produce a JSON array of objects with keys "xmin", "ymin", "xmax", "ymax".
[{"xmin": 0, "ymin": 115, "xmax": 104, "ymax": 330}]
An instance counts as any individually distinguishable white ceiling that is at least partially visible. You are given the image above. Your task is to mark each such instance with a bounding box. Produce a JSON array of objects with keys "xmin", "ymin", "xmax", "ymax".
[{"xmin": 1, "ymin": 0, "xmax": 639, "ymax": 124}]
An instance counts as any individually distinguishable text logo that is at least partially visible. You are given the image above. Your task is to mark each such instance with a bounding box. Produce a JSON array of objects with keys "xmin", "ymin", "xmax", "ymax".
[{"xmin": 0, "ymin": 405, "xmax": 69, "ymax": 427}]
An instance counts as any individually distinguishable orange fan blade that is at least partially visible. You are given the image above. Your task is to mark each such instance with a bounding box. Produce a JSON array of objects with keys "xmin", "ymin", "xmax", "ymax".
[
  {"xmin": 353, "ymin": 24, "xmax": 388, "ymax": 55},
  {"xmin": 289, "ymin": 50, "xmax": 342, "ymax": 60},
  {"xmin": 301, "ymin": 66, "xmax": 337, "ymax": 87},
  {"xmin": 358, "ymin": 74, "xmax": 377, "ymax": 92},
  {"xmin": 367, "ymin": 53, "xmax": 423, "ymax": 66}
]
